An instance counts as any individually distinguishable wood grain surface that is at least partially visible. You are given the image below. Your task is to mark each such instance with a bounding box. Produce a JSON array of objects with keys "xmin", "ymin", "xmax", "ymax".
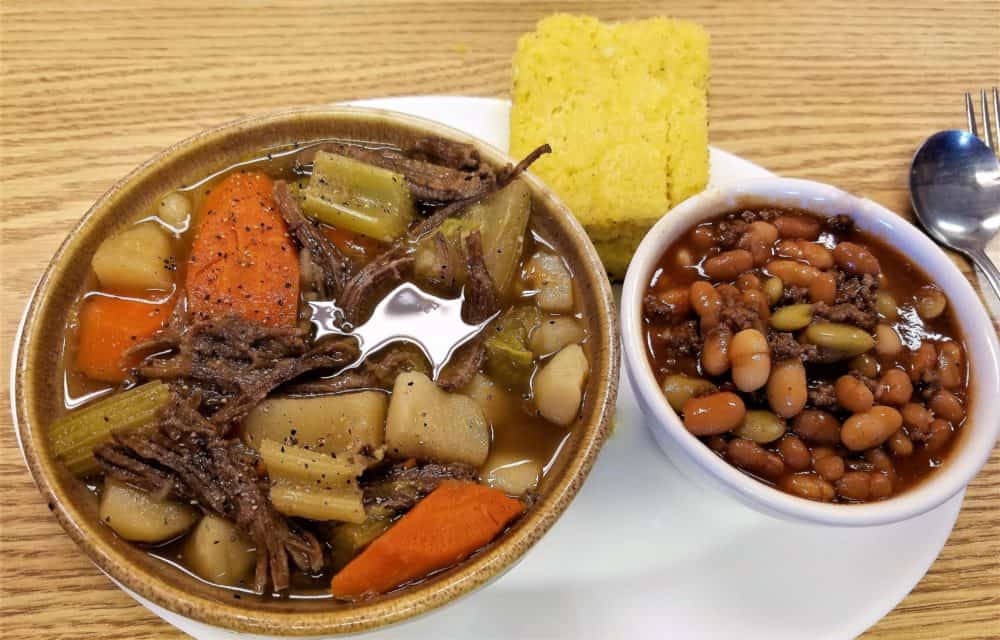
[{"xmin": 2, "ymin": 1, "xmax": 998, "ymax": 638}]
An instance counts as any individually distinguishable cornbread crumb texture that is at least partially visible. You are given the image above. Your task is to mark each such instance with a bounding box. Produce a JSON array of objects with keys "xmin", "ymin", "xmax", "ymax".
[{"xmin": 511, "ymin": 14, "xmax": 710, "ymax": 278}]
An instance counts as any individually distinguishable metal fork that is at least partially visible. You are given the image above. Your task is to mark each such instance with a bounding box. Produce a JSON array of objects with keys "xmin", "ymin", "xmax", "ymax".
[{"xmin": 965, "ymin": 87, "xmax": 1000, "ymax": 152}]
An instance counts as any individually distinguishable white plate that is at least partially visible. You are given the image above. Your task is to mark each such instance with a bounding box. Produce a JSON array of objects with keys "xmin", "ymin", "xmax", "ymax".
[{"xmin": 123, "ymin": 97, "xmax": 964, "ymax": 640}]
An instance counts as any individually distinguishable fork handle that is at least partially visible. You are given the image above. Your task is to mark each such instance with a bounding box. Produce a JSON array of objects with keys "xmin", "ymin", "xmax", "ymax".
[{"xmin": 967, "ymin": 248, "xmax": 1000, "ymax": 303}]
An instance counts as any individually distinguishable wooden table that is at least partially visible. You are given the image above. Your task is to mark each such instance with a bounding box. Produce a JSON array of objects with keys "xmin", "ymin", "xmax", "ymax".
[{"xmin": 2, "ymin": 2, "xmax": 998, "ymax": 638}]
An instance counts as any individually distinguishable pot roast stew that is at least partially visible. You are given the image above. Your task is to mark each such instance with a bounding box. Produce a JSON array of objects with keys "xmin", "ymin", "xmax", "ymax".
[
  {"xmin": 643, "ymin": 209, "xmax": 969, "ymax": 503},
  {"xmin": 50, "ymin": 138, "xmax": 592, "ymax": 598}
]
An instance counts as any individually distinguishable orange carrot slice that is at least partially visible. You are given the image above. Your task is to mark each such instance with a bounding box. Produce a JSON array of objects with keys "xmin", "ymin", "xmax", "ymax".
[
  {"xmin": 330, "ymin": 480, "xmax": 525, "ymax": 599},
  {"xmin": 75, "ymin": 295, "xmax": 175, "ymax": 382},
  {"xmin": 186, "ymin": 172, "xmax": 299, "ymax": 326}
]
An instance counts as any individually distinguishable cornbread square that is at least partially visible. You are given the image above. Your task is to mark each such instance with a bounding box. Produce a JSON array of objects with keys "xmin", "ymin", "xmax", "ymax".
[{"xmin": 511, "ymin": 14, "xmax": 710, "ymax": 279}]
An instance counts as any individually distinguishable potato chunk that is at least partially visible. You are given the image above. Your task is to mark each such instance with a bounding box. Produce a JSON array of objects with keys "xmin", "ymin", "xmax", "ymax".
[
  {"xmin": 529, "ymin": 317, "xmax": 585, "ymax": 357},
  {"xmin": 91, "ymin": 222, "xmax": 175, "ymax": 294},
  {"xmin": 99, "ymin": 478, "xmax": 197, "ymax": 543},
  {"xmin": 484, "ymin": 451, "xmax": 542, "ymax": 495},
  {"xmin": 183, "ymin": 515, "xmax": 256, "ymax": 587},
  {"xmin": 242, "ymin": 392, "xmax": 387, "ymax": 455},
  {"xmin": 385, "ymin": 372, "xmax": 489, "ymax": 466},
  {"xmin": 524, "ymin": 252, "xmax": 575, "ymax": 313},
  {"xmin": 533, "ymin": 344, "xmax": 589, "ymax": 426}
]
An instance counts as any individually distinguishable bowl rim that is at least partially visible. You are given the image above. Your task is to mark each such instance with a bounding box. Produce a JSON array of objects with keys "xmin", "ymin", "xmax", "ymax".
[
  {"xmin": 621, "ymin": 176, "xmax": 1000, "ymax": 527},
  {"xmin": 11, "ymin": 105, "xmax": 620, "ymax": 634}
]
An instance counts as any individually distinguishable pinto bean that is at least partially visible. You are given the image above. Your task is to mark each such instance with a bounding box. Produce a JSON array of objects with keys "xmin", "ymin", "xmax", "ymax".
[
  {"xmin": 808, "ymin": 271, "xmax": 837, "ymax": 305},
  {"xmin": 832, "ymin": 241, "xmax": 881, "ymax": 275},
  {"xmin": 775, "ymin": 239, "xmax": 834, "ymax": 269},
  {"xmin": 777, "ymin": 435, "xmax": 811, "ymax": 471},
  {"xmin": 703, "ymin": 249, "xmax": 754, "ymax": 282},
  {"xmin": 928, "ymin": 389, "xmax": 965, "ymax": 425},
  {"xmin": 691, "ymin": 225, "xmax": 716, "ymax": 250},
  {"xmin": 876, "ymin": 368, "xmax": 913, "ymax": 406},
  {"xmin": 702, "ymin": 326, "xmax": 732, "ymax": 376},
  {"xmin": 736, "ymin": 273, "xmax": 762, "ymax": 291},
  {"xmin": 887, "ymin": 429, "xmax": 914, "ymax": 457},
  {"xmin": 870, "ymin": 472, "xmax": 893, "ymax": 499},
  {"xmin": 865, "ymin": 447, "xmax": 895, "ymax": 474},
  {"xmin": 914, "ymin": 285, "xmax": 947, "ymax": 319},
  {"xmin": 683, "ymin": 392, "xmax": 746, "ymax": 436},
  {"xmin": 874, "ymin": 323, "xmax": 903, "ymax": 357},
  {"xmin": 925, "ymin": 419, "xmax": 953, "ymax": 453},
  {"xmin": 937, "ymin": 341, "xmax": 965, "ymax": 389},
  {"xmin": 727, "ymin": 438, "xmax": 784, "ymax": 479},
  {"xmin": 729, "ymin": 328, "xmax": 771, "ymax": 392},
  {"xmin": 908, "ymin": 341, "xmax": 937, "ymax": 382},
  {"xmin": 793, "ymin": 409, "xmax": 841, "ymax": 445},
  {"xmin": 766, "ymin": 259, "xmax": 820, "ymax": 288},
  {"xmin": 849, "ymin": 353, "xmax": 880, "ymax": 379},
  {"xmin": 689, "ymin": 281, "xmax": 721, "ymax": 328},
  {"xmin": 901, "ymin": 402, "xmax": 933, "ymax": 439},
  {"xmin": 661, "ymin": 375, "xmax": 718, "ymax": 413},
  {"xmin": 655, "ymin": 287, "xmax": 691, "ymax": 318},
  {"xmin": 814, "ymin": 454, "xmax": 845, "ymax": 481},
  {"xmin": 835, "ymin": 375, "xmax": 874, "ymax": 413},
  {"xmin": 841, "ymin": 406, "xmax": 903, "ymax": 451},
  {"xmin": 741, "ymin": 289, "xmax": 771, "ymax": 324},
  {"xmin": 748, "ymin": 220, "xmax": 779, "ymax": 245},
  {"xmin": 773, "ymin": 215, "xmax": 820, "ymax": 240},
  {"xmin": 780, "ymin": 475, "xmax": 835, "ymax": 502},
  {"xmin": 706, "ymin": 435, "xmax": 728, "ymax": 453},
  {"xmin": 767, "ymin": 359, "xmax": 808, "ymax": 418},
  {"xmin": 763, "ymin": 276, "xmax": 784, "ymax": 306},
  {"xmin": 835, "ymin": 471, "xmax": 872, "ymax": 501}
]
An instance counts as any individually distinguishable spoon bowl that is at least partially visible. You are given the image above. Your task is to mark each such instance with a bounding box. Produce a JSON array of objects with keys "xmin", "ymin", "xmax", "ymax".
[{"xmin": 910, "ymin": 129, "xmax": 1000, "ymax": 296}]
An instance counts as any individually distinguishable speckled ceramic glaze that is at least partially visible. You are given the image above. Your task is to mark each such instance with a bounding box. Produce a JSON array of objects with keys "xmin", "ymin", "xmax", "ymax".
[{"xmin": 11, "ymin": 107, "xmax": 619, "ymax": 635}]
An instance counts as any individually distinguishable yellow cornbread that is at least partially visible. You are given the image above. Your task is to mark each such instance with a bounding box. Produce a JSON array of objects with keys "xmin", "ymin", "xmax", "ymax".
[{"xmin": 510, "ymin": 14, "xmax": 710, "ymax": 278}]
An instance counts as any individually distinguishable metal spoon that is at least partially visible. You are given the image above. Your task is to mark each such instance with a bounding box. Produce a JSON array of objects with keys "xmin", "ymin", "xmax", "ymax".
[{"xmin": 910, "ymin": 129, "xmax": 1000, "ymax": 298}]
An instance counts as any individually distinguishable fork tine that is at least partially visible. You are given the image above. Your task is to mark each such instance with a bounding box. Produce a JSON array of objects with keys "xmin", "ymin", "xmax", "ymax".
[
  {"xmin": 966, "ymin": 92, "xmax": 979, "ymax": 138},
  {"xmin": 981, "ymin": 89, "xmax": 995, "ymax": 150},
  {"xmin": 993, "ymin": 87, "xmax": 999, "ymax": 150}
]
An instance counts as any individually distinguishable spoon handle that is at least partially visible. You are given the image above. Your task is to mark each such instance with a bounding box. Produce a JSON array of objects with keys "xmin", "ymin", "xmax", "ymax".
[{"xmin": 968, "ymin": 248, "xmax": 1000, "ymax": 303}]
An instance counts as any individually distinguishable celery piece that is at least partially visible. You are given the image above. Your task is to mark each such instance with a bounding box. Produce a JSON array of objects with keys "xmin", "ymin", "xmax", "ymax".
[
  {"xmin": 302, "ymin": 151, "xmax": 415, "ymax": 242},
  {"xmin": 414, "ymin": 179, "xmax": 531, "ymax": 295},
  {"xmin": 485, "ymin": 305, "xmax": 541, "ymax": 390},
  {"xmin": 49, "ymin": 380, "xmax": 168, "ymax": 476},
  {"xmin": 259, "ymin": 439, "xmax": 367, "ymax": 523},
  {"xmin": 329, "ymin": 516, "xmax": 392, "ymax": 571}
]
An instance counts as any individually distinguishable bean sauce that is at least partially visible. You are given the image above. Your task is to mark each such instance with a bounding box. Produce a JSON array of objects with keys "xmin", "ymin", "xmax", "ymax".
[{"xmin": 642, "ymin": 208, "xmax": 970, "ymax": 503}]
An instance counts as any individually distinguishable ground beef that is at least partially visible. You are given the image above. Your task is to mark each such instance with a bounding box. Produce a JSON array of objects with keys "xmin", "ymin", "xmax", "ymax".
[
  {"xmin": 808, "ymin": 382, "xmax": 839, "ymax": 409},
  {"xmin": 735, "ymin": 208, "xmax": 778, "ymax": 223},
  {"xmin": 655, "ymin": 320, "xmax": 702, "ymax": 358},
  {"xmin": 825, "ymin": 214, "xmax": 855, "ymax": 233},
  {"xmin": 813, "ymin": 302, "xmax": 877, "ymax": 331},
  {"xmin": 780, "ymin": 286, "xmax": 810, "ymax": 305},
  {"xmin": 714, "ymin": 220, "xmax": 748, "ymax": 248},
  {"xmin": 644, "ymin": 293, "xmax": 683, "ymax": 322},
  {"xmin": 721, "ymin": 301, "xmax": 762, "ymax": 332},
  {"xmin": 835, "ymin": 271, "xmax": 878, "ymax": 310},
  {"xmin": 768, "ymin": 331, "xmax": 816, "ymax": 361}
]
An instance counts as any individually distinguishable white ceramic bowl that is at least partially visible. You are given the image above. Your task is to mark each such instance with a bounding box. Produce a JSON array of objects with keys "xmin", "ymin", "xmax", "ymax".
[{"xmin": 621, "ymin": 177, "xmax": 1000, "ymax": 527}]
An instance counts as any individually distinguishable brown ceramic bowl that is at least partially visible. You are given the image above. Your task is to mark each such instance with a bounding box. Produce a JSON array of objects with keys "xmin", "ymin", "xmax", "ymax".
[{"xmin": 11, "ymin": 107, "xmax": 619, "ymax": 635}]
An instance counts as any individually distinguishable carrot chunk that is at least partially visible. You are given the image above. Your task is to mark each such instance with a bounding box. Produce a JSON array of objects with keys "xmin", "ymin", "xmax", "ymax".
[
  {"xmin": 185, "ymin": 172, "xmax": 299, "ymax": 326},
  {"xmin": 75, "ymin": 295, "xmax": 175, "ymax": 382},
  {"xmin": 330, "ymin": 480, "xmax": 525, "ymax": 599}
]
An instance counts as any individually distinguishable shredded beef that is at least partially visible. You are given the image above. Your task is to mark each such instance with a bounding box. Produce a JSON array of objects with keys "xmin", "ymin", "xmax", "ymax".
[
  {"xmin": 411, "ymin": 137, "xmax": 481, "ymax": 171},
  {"xmin": 409, "ymin": 144, "xmax": 551, "ymax": 240},
  {"xmin": 362, "ymin": 461, "xmax": 477, "ymax": 514},
  {"xmin": 339, "ymin": 244, "xmax": 415, "ymax": 325},
  {"xmin": 94, "ymin": 394, "xmax": 324, "ymax": 593},
  {"xmin": 274, "ymin": 180, "xmax": 350, "ymax": 300},
  {"xmin": 136, "ymin": 315, "xmax": 360, "ymax": 430},
  {"xmin": 437, "ymin": 232, "xmax": 500, "ymax": 391}
]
